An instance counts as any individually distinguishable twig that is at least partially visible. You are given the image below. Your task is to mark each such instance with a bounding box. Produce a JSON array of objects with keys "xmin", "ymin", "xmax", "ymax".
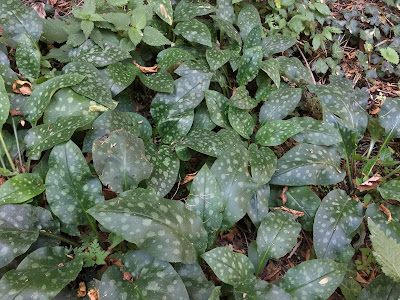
[{"xmin": 296, "ymin": 43, "xmax": 316, "ymax": 85}]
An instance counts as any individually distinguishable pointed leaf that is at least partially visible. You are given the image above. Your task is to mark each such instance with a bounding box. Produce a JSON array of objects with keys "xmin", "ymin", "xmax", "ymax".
[
  {"xmin": 211, "ymin": 16, "xmax": 242, "ymax": 46},
  {"xmin": 378, "ymin": 180, "xmax": 400, "ymax": 202},
  {"xmin": 15, "ymin": 34, "xmax": 40, "ymax": 79},
  {"xmin": 176, "ymin": 263, "xmax": 215, "ymax": 300},
  {"xmin": 256, "ymin": 119, "xmax": 303, "ymax": 146},
  {"xmin": 237, "ymin": 4, "xmax": 261, "ymax": 40},
  {"xmin": 231, "ymin": 86, "xmax": 258, "ymax": 110},
  {"xmin": 205, "ymin": 90, "xmax": 230, "ymax": 128},
  {"xmin": 249, "ymin": 143, "xmax": 277, "ymax": 185},
  {"xmin": 88, "ymin": 188, "xmax": 208, "ymax": 263},
  {"xmin": 181, "ymin": 128, "xmax": 229, "ymax": 157},
  {"xmin": 175, "ymin": 19, "xmax": 212, "ymax": 47},
  {"xmin": 243, "ymin": 25, "xmax": 262, "ymax": 50},
  {"xmin": 193, "ymin": 103, "xmax": 216, "ymax": 130},
  {"xmin": 248, "ymin": 185, "xmax": 270, "ymax": 228},
  {"xmin": 102, "ymin": 63, "xmax": 137, "ymax": 96},
  {"xmin": 366, "ymin": 203, "xmax": 400, "ymax": 243},
  {"xmin": 148, "ymin": 0, "xmax": 173, "ymax": 25},
  {"xmin": 237, "ymin": 46, "xmax": 263, "ymax": 86},
  {"xmin": 292, "ymin": 116, "xmax": 341, "ymax": 146},
  {"xmin": 278, "ymin": 57, "xmax": 314, "ymax": 84},
  {"xmin": 216, "ymin": 0, "xmax": 235, "ymax": 23},
  {"xmin": 261, "ymin": 35, "xmax": 297, "ymax": 57},
  {"xmin": 142, "ymin": 26, "xmax": 171, "ymax": 46},
  {"xmin": 260, "ymin": 59, "xmax": 280, "ymax": 88},
  {"xmin": 175, "ymin": 1, "xmax": 215, "ymax": 22},
  {"xmin": 157, "ymin": 47, "xmax": 194, "ymax": 68},
  {"xmin": 206, "ymin": 47, "xmax": 232, "ymax": 71},
  {"xmin": 378, "ymin": 97, "xmax": 400, "ymax": 139},
  {"xmin": 357, "ymin": 275, "xmax": 400, "ymax": 300},
  {"xmin": 0, "ymin": 76, "xmax": 10, "ymax": 127},
  {"xmin": 228, "ymin": 106, "xmax": 256, "ymax": 139},
  {"xmin": 139, "ymin": 69, "xmax": 174, "ymax": 94},
  {"xmin": 0, "ymin": 173, "xmax": 45, "ymax": 205}
]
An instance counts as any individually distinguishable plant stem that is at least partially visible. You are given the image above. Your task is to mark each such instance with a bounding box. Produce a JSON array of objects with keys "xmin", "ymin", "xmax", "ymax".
[
  {"xmin": 382, "ymin": 165, "xmax": 400, "ymax": 183},
  {"xmin": 0, "ymin": 132, "xmax": 16, "ymax": 173},
  {"xmin": 11, "ymin": 118, "xmax": 23, "ymax": 171},
  {"xmin": 346, "ymin": 155, "xmax": 353, "ymax": 191},
  {"xmin": 39, "ymin": 230, "xmax": 80, "ymax": 247},
  {"xmin": 86, "ymin": 215, "xmax": 105, "ymax": 249},
  {"xmin": 0, "ymin": 156, "xmax": 6, "ymax": 169}
]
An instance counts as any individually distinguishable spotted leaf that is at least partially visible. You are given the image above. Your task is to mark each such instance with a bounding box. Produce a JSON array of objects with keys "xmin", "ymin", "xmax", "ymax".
[
  {"xmin": 15, "ymin": 34, "xmax": 40, "ymax": 79},
  {"xmin": 88, "ymin": 188, "xmax": 208, "ymax": 263},
  {"xmin": 249, "ymin": 143, "xmax": 277, "ymax": 187},
  {"xmin": 206, "ymin": 47, "xmax": 232, "ymax": 71},
  {"xmin": 181, "ymin": 128, "xmax": 229, "ymax": 157},
  {"xmin": 175, "ymin": 1, "xmax": 215, "ymax": 22},
  {"xmin": 0, "ymin": 76, "xmax": 10, "ymax": 128},
  {"xmin": 365, "ymin": 204, "xmax": 400, "ymax": 243},
  {"xmin": 230, "ymin": 86, "xmax": 258, "ymax": 110},
  {"xmin": 23, "ymin": 74, "xmax": 85, "ymax": 123},
  {"xmin": 216, "ymin": 0, "xmax": 234, "ymax": 23},
  {"xmin": 193, "ymin": 103, "xmax": 216, "ymax": 130},
  {"xmin": 234, "ymin": 276, "xmax": 294, "ymax": 300},
  {"xmin": 378, "ymin": 180, "xmax": 400, "ymax": 202},
  {"xmin": 139, "ymin": 69, "xmax": 175, "ymax": 94},
  {"xmin": 99, "ymin": 250, "xmax": 189, "ymax": 299},
  {"xmin": 157, "ymin": 47, "xmax": 194, "ymax": 68},
  {"xmin": 211, "ymin": 16, "xmax": 241, "ymax": 46},
  {"xmin": 260, "ymin": 58, "xmax": 280, "ymax": 88},
  {"xmin": 236, "ymin": 46, "xmax": 263, "ymax": 86},
  {"xmin": 205, "ymin": 90, "xmax": 230, "ymax": 128},
  {"xmin": 0, "ymin": 173, "xmax": 45, "ymax": 205},
  {"xmin": 278, "ymin": 57, "xmax": 314, "ymax": 84},
  {"xmin": 148, "ymin": 0, "xmax": 173, "ymax": 25},
  {"xmin": 101, "ymin": 63, "xmax": 138, "ymax": 97},
  {"xmin": 357, "ymin": 275, "xmax": 400, "ymax": 299},
  {"xmin": 256, "ymin": 119, "xmax": 303, "ymax": 146},
  {"xmin": 237, "ymin": 4, "xmax": 261, "ymax": 41},
  {"xmin": 292, "ymin": 117, "xmax": 341, "ymax": 146},
  {"xmin": 0, "ymin": 247, "xmax": 82, "ymax": 299},
  {"xmin": 270, "ymin": 144, "xmax": 346, "ymax": 186},
  {"xmin": 0, "ymin": 64, "xmax": 18, "ymax": 93},
  {"xmin": 228, "ymin": 106, "xmax": 256, "ymax": 139},
  {"xmin": 261, "ymin": 35, "xmax": 297, "ymax": 57},
  {"xmin": 174, "ymin": 19, "xmax": 212, "ymax": 47},
  {"xmin": 280, "ymin": 259, "xmax": 346, "ymax": 300},
  {"xmin": 93, "ymin": 129, "xmax": 153, "ymax": 193},
  {"xmin": 142, "ymin": 26, "xmax": 171, "ymax": 46},
  {"xmin": 313, "ymin": 190, "xmax": 363, "ymax": 260},
  {"xmin": 378, "ymin": 97, "xmax": 400, "ymax": 139},
  {"xmin": 25, "ymin": 115, "xmax": 94, "ymax": 157},
  {"xmin": 247, "ymin": 185, "xmax": 270, "ymax": 228}
]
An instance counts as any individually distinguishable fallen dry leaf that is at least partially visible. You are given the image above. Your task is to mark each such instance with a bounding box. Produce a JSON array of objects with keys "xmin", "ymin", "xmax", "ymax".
[
  {"xmin": 278, "ymin": 186, "xmax": 289, "ymax": 205},
  {"xmin": 274, "ymin": 206, "xmax": 305, "ymax": 218},
  {"xmin": 379, "ymin": 204, "xmax": 392, "ymax": 222},
  {"xmin": 109, "ymin": 257, "xmax": 124, "ymax": 267},
  {"xmin": 10, "ymin": 109, "xmax": 24, "ymax": 117},
  {"xmin": 0, "ymin": 26, "xmax": 2, "ymax": 36},
  {"xmin": 77, "ymin": 281, "xmax": 86, "ymax": 298},
  {"xmin": 87, "ymin": 289, "xmax": 99, "ymax": 300},
  {"xmin": 49, "ymin": 0, "xmax": 58, "ymax": 7},
  {"xmin": 123, "ymin": 272, "xmax": 133, "ymax": 283},
  {"xmin": 357, "ymin": 174, "xmax": 382, "ymax": 192},
  {"xmin": 133, "ymin": 61, "xmax": 159, "ymax": 73},
  {"xmin": 13, "ymin": 80, "xmax": 33, "ymax": 95},
  {"xmin": 356, "ymin": 272, "xmax": 369, "ymax": 284},
  {"xmin": 180, "ymin": 171, "xmax": 198, "ymax": 185},
  {"xmin": 318, "ymin": 278, "xmax": 329, "ymax": 285},
  {"xmin": 32, "ymin": 2, "xmax": 46, "ymax": 18},
  {"xmin": 0, "ymin": 176, "xmax": 6, "ymax": 186}
]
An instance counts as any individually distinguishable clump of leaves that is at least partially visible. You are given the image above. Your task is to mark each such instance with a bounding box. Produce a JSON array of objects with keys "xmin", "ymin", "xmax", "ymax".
[{"xmin": 73, "ymin": 235, "xmax": 109, "ymax": 268}]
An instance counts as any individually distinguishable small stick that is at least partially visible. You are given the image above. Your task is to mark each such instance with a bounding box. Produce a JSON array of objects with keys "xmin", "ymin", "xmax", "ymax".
[{"xmin": 296, "ymin": 43, "xmax": 316, "ymax": 85}]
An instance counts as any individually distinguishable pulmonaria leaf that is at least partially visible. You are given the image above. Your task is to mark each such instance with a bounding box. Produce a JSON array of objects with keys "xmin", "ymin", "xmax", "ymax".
[
  {"xmin": 193, "ymin": 103, "xmax": 216, "ymax": 130},
  {"xmin": 230, "ymin": 86, "xmax": 258, "ymax": 110},
  {"xmin": 145, "ymin": 143, "xmax": 180, "ymax": 197},
  {"xmin": 206, "ymin": 47, "xmax": 232, "ymax": 71},
  {"xmin": 248, "ymin": 144, "xmax": 277, "ymax": 186},
  {"xmin": 181, "ymin": 128, "xmax": 229, "ymax": 157},
  {"xmin": 63, "ymin": 62, "xmax": 115, "ymax": 108},
  {"xmin": 0, "ymin": 64, "xmax": 18, "ymax": 93},
  {"xmin": 142, "ymin": 26, "xmax": 171, "ymax": 46},
  {"xmin": 127, "ymin": 112, "xmax": 152, "ymax": 141},
  {"xmin": 357, "ymin": 275, "xmax": 400, "ymax": 299},
  {"xmin": 102, "ymin": 63, "xmax": 137, "ymax": 97},
  {"xmin": 0, "ymin": 173, "xmax": 45, "ymax": 205},
  {"xmin": 236, "ymin": 46, "xmax": 263, "ymax": 86},
  {"xmin": 99, "ymin": 250, "xmax": 189, "ymax": 299},
  {"xmin": 46, "ymin": 140, "xmax": 104, "ymax": 225},
  {"xmin": 69, "ymin": 39, "xmax": 131, "ymax": 67},
  {"xmin": 280, "ymin": 259, "xmax": 346, "ymax": 300},
  {"xmin": 278, "ymin": 57, "xmax": 314, "ymax": 85},
  {"xmin": 292, "ymin": 117, "xmax": 342, "ymax": 146},
  {"xmin": 228, "ymin": 106, "xmax": 256, "ymax": 139},
  {"xmin": 378, "ymin": 180, "xmax": 400, "ymax": 202},
  {"xmin": 15, "ymin": 34, "xmax": 40, "ymax": 79},
  {"xmin": 93, "ymin": 129, "xmax": 153, "ymax": 193},
  {"xmin": 314, "ymin": 190, "xmax": 363, "ymax": 260},
  {"xmin": 0, "ymin": 247, "xmax": 82, "ymax": 299},
  {"xmin": 0, "ymin": 0, "xmax": 43, "ymax": 48},
  {"xmin": 0, "ymin": 204, "xmax": 40, "ymax": 268},
  {"xmin": 260, "ymin": 58, "xmax": 280, "ymax": 88},
  {"xmin": 23, "ymin": 74, "xmax": 85, "ymax": 123},
  {"xmin": 202, "ymin": 247, "xmax": 254, "ymax": 286},
  {"xmin": 216, "ymin": 0, "xmax": 235, "ymax": 23},
  {"xmin": 270, "ymin": 144, "xmax": 346, "ymax": 186},
  {"xmin": 261, "ymin": 35, "xmax": 297, "ymax": 57},
  {"xmin": 366, "ymin": 204, "xmax": 400, "ymax": 243},
  {"xmin": 0, "ymin": 76, "xmax": 10, "ymax": 128},
  {"xmin": 175, "ymin": 1, "xmax": 215, "ymax": 22},
  {"xmin": 237, "ymin": 4, "xmax": 261, "ymax": 41},
  {"xmin": 174, "ymin": 19, "xmax": 212, "ymax": 47},
  {"xmin": 234, "ymin": 276, "xmax": 293, "ymax": 300},
  {"xmin": 205, "ymin": 90, "xmax": 230, "ymax": 128},
  {"xmin": 88, "ymin": 188, "xmax": 208, "ymax": 263},
  {"xmin": 211, "ymin": 16, "xmax": 242, "ymax": 47},
  {"xmin": 138, "ymin": 69, "xmax": 175, "ymax": 94},
  {"xmin": 247, "ymin": 185, "xmax": 270, "ymax": 228},
  {"xmin": 25, "ymin": 115, "xmax": 94, "ymax": 157},
  {"xmin": 256, "ymin": 119, "xmax": 303, "ymax": 146},
  {"xmin": 259, "ymin": 87, "xmax": 302, "ymax": 123},
  {"xmin": 157, "ymin": 47, "xmax": 194, "ymax": 69},
  {"xmin": 148, "ymin": 0, "xmax": 173, "ymax": 25},
  {"xmin": 378, "ymin": 97, "xmax": 400, "ymax": 139}
]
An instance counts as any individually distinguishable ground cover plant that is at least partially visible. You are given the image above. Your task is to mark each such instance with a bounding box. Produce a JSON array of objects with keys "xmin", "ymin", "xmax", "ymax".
[{"xmin": 0, "ymin": 0, "xmax": 400, "ymax": 298}]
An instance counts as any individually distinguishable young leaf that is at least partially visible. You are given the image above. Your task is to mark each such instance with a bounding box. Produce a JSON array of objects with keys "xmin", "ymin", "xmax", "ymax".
[
  {"xmin": 280, "ymin": 259, "xmax": 346, "ymax": 299},
  {"xmin": 174, "ymin": 19, "xmax": 212, "ymax": 47},
  {"xmin": 206, "ymin": 47, "xmax": 232, "ymax": 71},
  {"xmin": 175, "ymin": 1, "xmax": 215, "ymax": 22},
  {"xmin": 88, "ymin": 188, "xmax": 208, "ymax": 263},
  {"xmin": 0, "ymin": 247, "xmax": 82, "ymax": 299},
  {"xmin": 202, "ymin": 247, "xmax": 254, "ymax": 286},
  {"xmin": 378, "ymin": 97, "xmax": 400, "ymax": 139},
  {"xmin": 248, "ymin": 144, "xmax": 277, "ymax": 185},
  {"xmin": 138, "ymin": 69, "xmax": 175, "ymax": 94},
  {"xmin": 261, "ymin": 35, "xmax": 297, "ymax": 57},
  {"xmin": 237, "ymin": 4, "xmax": 261, "ymax": 40},
  {"xmin": 270, "ymin": 144, "xmax": 346, "ymax": 186},
  {"xmin": 228, "ymin": 106, "xmax": 256, "ymax": 139},
  {"xmin": 46, "ymin": 140, "xmax": 104, "ymax": 225},
  {"xmin": 93, "ymin": 129, "xmax": 153, "ymax": 193},
  {"xmin": 15, "ymin": 34, "xmax": 40, "ymax": 79},
  {"xmin": 182, "ymin": 128, "xmax": 229, "ymax": 157},
  {"xmin": 99, "ymin": 250, "xmax": 189, "ymax": 299},
  {"xmin": 176, "ymin": 263, "xmax": 216, "ymax": 299},
  {"xmin": 23, "ymin": 74, "xmax": 86, "ymax": 123},
  {"xmin": 0, "ymin": 76, "xmax": 10, "ymax": 128},
  {"xmin": 142, "ymin": 26, "xmax": 171, "ymax": 46},
  {"xmin": 256, "ymin": 119, "xmax": 303, "ymax": 146},
  {"xmin": 380, "ymin": 47, "xmax": 399, "ymax": 64},
  {"xmin": 248, "ymin": 185, "xmax": 270, "ymax": 228},
  {"xmin": 260, "ymin": 59, "xmax": 280, "ymax": 88},
  {"xmin": 237, "ymin": 46, "xmax": 263, "ymax": 86},
  {"xmin": 148, "ymin": 0, "xmax": 173, "ymax": 25},
  {"xmin": 259, "ymin": 87, "xmax": 302, "ymax": 123},
  {"xmin": 0, "ymin": 204, "xmax": 40, "ymax": 268},
  {"xmin": 314, "ymin": 190, "xmax": 363, "ymax": 260},
  {"xmin": 0, "ymin": 173, "xmax": 45, "ymax": 205},
  {"xmin": 205, "ymin": 90, "xmax": 230, "ymax": 128},
  {"xmin": 357, "ymin": 275, "xmax": 400, "ymax": 299}
]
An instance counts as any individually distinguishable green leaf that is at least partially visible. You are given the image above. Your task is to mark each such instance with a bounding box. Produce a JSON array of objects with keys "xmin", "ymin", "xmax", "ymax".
[
  {"xmin": 278, "ymin": 57, "xmax": 314, "ymax": 84},
  {"xmin": 42, "ymin": 19, "xmax": 69, "ymax": 44},
  {"xmin": 0, "ymin": 0, "xmax": 42, "ymax": 48},
  {"xmin": 69, "ymin": 39, "xmax": 131, "ymax": 67},
  {"xmin": 0, "ymin": 173, "xmax": 45, "ymax": 205},
  {"xmin": 357, "ymin": 275, "xmax": 400, "ymax": 299},
  {"xmin": 157, "ymin": 47, "xmax": 194, "ymax": 68},
  {"xmin": 314, "ymin": 190, "xmax": 363, "ymax": 260},
  {"xmin": 369, "ymin": 219, "xmax": 400, "ymax": 282},
  {"xmin": 211, "ymin": 16, "xmax": 242, "ymax": 46},
  {"xmin": 292, "ymin": 117, "xmax": 342, "ymax": 146},
  {"xmin": 46, "ymin": 140, "xmax": 104, "ymax": 225},
  {"xmin": 127, "ymin": 112, "xmax": 152, "ymax": 141},
  {"xmin": 175, "ymin": 19, "xmax": 212, "ymax": 47},
  {"xmin": 248, "ymin": 143, "xmax": 277, "ymax": 185},
  {"xmin": 139, "ymin": 69, "xmax": 175, "ymax": 93},
  {"xmin": 130, "ymin": 7, "xmax": 147, "ymax": 29},
  {"xmin": 0, "ymin": 64, "xmax": 18, "ymax": 93},
  {"xmin": 366, "ymin": 203, "xmax": 400, "ymax": 243},
  {"xmin": 175, "ymin": 1, "xmax": 215, "ymax": 22},
  {"xmin": 205, "ymin": 90, "xmax": 230, "ymax": 128},
  {"xmin": 237, "ymin": 4, "xmax": 261, "ymax": 41},
  {"xmin": 283, "ymin": 186, "xmax": 321, "ymax": 231},
  {"xmin": 230, "ymin": 86, "xmax": 258, "ymax": 110},
  {"xmin": 81, "ymin": 20, "xmax": 94, "ymax": 39},
  {"xmin": 270, "ymin": 144, "xmax": 346, "ymax": 186},
  {"xmin": 187, "ymin": 164, "xmax": 223, "ymax": 247},
  {"xmin": 193, "ymin": 103, "xmax": 216, "ymax": 130},
  {"xmin": 237, "ymin": 46, "xmax": 263, "ymax": 86},
  {"xmin": 93, "ymin": 129, "xmax": 153, "ymax": 193},
  {"xmin": 0, "ymin": 204, "xmax": 40, "ymax": 268},
  {"xmin": 256, "ymin": 119, "xmax": 303, "ymax": 146},
  {"xmin": 25, "ymin": 115, "xmax": 94, "ymax": 157},
  {"xmin": 340, "ymin": 274, "xmax": 361, "ymax": 300},
  {"xmin": 15, "ymin": 34, "xmax": 40, "ymax": 79},
  {"xmin": 0, "ymin": 246, "xmax": 82, "ymax": 299},
  {"xmin": 379, "ymin": 180, "xmax": 400, "ymax": 202},
  {"xmin": 102, "ymin": 63, "xmax": 138, "ymax": 96},
  {"xmin": 280, "ymin": 259, "xmax": 346, "ymax": 299},
  {"xmin": 107, "ymin": 0, "xmax": 129, "ymax": 6},
  {"xmin": 216, "ymin": 0, "xmax": 235, "ymax": 23},
  {"xmin": 206, "ymin": 47, "xmax": 232, "ymax": 71},
  {"xmin": 259, "ymin": 87, "xmax": 302, "ymax": 123},
  {"xmin": 88, "ymin": 188, "xmax": 207, "ymax": 263},
  {"xmin": 234, "ymin": 277, "xmax": 293, "ymax": 300},
  {"xmin": 0, "ymin": 76, "xmax": 10, "ymax": 128},
  {"xmin": 104, "ymin": 13, "xmax": 131, "ymax": 31},
  {"xmin": 99, "ymin": 250, "xmax": 189, "ymax": 299},
  {"xmin": 127, "ymin": 27, "xmax": 143, "ymax": 45},
  {"xmin": 142, "ymin": 26, "xmax": 171, "ymax": 46},
  {"xmin": 260, "ymin": 59, "xmax": 280, "ymax": 88},
  {"xmin": 248, "ymin": 185, "xmax": 270, "ymax": 228},
  {"xmin": 148, "ymin": 0, "xmax": 173, "ymax": 25},
  {"xmin": 145, "ymin": 144, "xmax": 180, "ymax": 197},
  {"xmin": 332, "ymin": 42, "xmax": 344, "ymax": 60},
  {"xmin": 23, "ymin": 74, "xmax": 85, "ymax": 123},
  {"xmin": 243, "ymin": 25, "xmax": 262, "ymax": 50},
  {"xmin": 261, "ymin": 35, "xmax": 297, "ymax": 57},
  {"xmin": 314, "ymin": 3, "xmax": 331, "ymax": 15},
  {"xmin": 228, "ymin": 106, "xmax": 256, "ymax": 139},
  {"xmin": 380, "ymin": 47, "xmax": 399, "ymax": 64},
  {"xmin": 379, "ymin": 97, "xmax": 400, "ymax": 139},
  {"xmin": 211, "ymin": 147, "xmax": 257, "ymax": 228},
  {"xmin": 181, "ymin": 128, "xmax": 228, "ymax": 157},
  {"xmin": 63, "ymin": 62, "xmax": 115, "ymax": 108},
  {"xmin": 202, "ymin": 247, "xmax": 254, "ymax": 286}
]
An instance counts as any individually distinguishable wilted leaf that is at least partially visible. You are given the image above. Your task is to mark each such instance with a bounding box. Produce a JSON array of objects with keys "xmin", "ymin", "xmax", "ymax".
[
  {"xmin": 12, "ymin": 79, "xmax": 32, "ymax": 96},
  {"xmin": 357, "ymin": 173, "xmax": 382, "ymax": 192},
  {"xmin": 0, "ymin": 173, "xmax": 45, "ymax": 205}
]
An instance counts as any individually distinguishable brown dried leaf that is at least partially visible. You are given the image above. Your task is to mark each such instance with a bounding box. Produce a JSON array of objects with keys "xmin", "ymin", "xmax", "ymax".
[
  {"xmin": 12, "ymin": 80, "xmax": 32, "ymax": 95},
  {"xmin": 278, "ymin": 186, "xmax": 289, "ymax": 205},
  {"xmin": 77, "ymin": 282, "xmax": 86, "ymax": 298},
  {"xmin": 133, "ymin": 61, "xmax": 159, "ymax": 73},
  {"xmin": 109, "ymin": 257, "xmax": 124, "ymax": 267},
  {"xmin": 10, "ymin": 110, "xmax": 24, "ymax": 117},
  {"xmin": 356, "ymin": 272, "xmax": 368, "ymax": 284},
  {"xmin": 357, "ymin": 174, "xmax": 382, "ymax": 192},
  {"xmin": 0, "ymin": 176, "xmax": 6, "ymax": 186},
  {"xmin": 379, "ymin": 204, "xmax": 392, "ymax": 222},
  {"xmin": 32, "ymin": 3, "xmax": 46, "ymax": 18},
  {"xmin": 180, "ymin": 171, "xmax": 198, "ymax": 185},
  {"xmin": 123, "ymin": 272, "xmax": 133, "ymax": 283},
  {"xmin": 0, "ymin": 26, "xmax": 3, "ymax": 36},
  {"xmin": 87, "ymin": 289, "xmax": 99, "ymax": 300},
  {"xmin": 318, "ymin": 277, "xmax": 329, "ymax": 285},
  {"xmin": 49, "ymin": 0, "xmax": 58, "ymax": 7},
  {"xmin": 274, "ymin": 206, "xmax": 305, "ymax": 218}
]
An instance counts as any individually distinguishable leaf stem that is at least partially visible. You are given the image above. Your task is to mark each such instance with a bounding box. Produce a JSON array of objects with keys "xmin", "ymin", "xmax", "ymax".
[
  {"xmin": 86, "ymin": 214, "xmax": 106, "ymax": 249},
  {"xmin": 39, "ymin": 230, "xmax": 81, "ymax": 247},
  {"xmin": 11, "ymin": 118, "xmax": 23, "ymax": 171},
  {"xmin": 0, "ymin": 132, "xmax": 17, "ymax": 173},
  {"xmin": 0, "ymin": 156, "xmax": 6, "ymax": 169}
]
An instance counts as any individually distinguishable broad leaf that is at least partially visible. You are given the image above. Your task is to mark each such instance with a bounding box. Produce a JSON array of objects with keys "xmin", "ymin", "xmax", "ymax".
[
  {"xmin": 228, "ymin": 106, "xmax": 256, "ymax": 139},
  {"xmin": 181, "ymin": 128, "xmax": 229, "ymax": 157},
  {"xmin": 88, "ymin": 188, "xmax": 208, "ymax": 263},
  {"xmin": 176, "ymin": 263, "xmax": 215, "ymax": 300},
  {"xmin": 157, "ymin": 47, "xmax": 194, "ymax": 68},
  {"xmin": 0, "ymin": 76, "xmax": 10, "ymax": 127},
  {"xmin": 93, "ymin": 129, "xmax": 153, "ymax": 193},
  {"xmin": 270, "ymin": 144, "xmax": 346, "ymax": 186},
  {"xmin": 380, "ymin": 47, "xmax": 399, "ymax": 64},
  {"xmin": 357, "ymin": 275, "xmax": 400, "ymax": 299},
  {"xmin": 15, "ymin": 34, "xmax": 40, "ymax": 79},
  {"xmin": 230, "ymin": 86, "xmax": 258, "ymax": 110},
  {"xmin": 237, "ymin": 4, "xmax": 261, "ymax": 40},
  {"xmin": 174, "ymin": 19, "xmax": 212, "ymax": 47},
  {"xmin": 259, "ymin": 87, "xmax": 302, "ymax": 123},
  {"xmin": 25, "ymin": 115, "xmax": 94, "ymax": 157},
  {"xmin": 193, "ymin": 103, "xmax": 216, "ymax": 130},
  {"xmin": 206, "ymin": 47, "xmax": 232, "ymax": 71},
  {"xmin": 0, "ymin": 247, "xmax": 82, "ymax": 299},
  {"xmin": 127, "ymin": 112, "xmax": 153, "ymax": 141},
  {"xmin": 0, "ymin": 173, "xmax": 45, "ymax": 205},
  {"xmin": 0, "ymin": 64, "xmax": 18, "ymax": 93},
  {"xmin": 260, "ymin": 59, "xmax": 280, "ymax": 88},
  {"xmin": 248, "ymin": 143, "xmax": 277, "ymax": 185},
  {"xmin": 46, "ymin": 140, "xmax": 104, "ymax": 225},
  {"xmin": 211, "ymin": 16, "xmax": 241, "ymax": 46},
  {"xmin": 292, "ymin": 116, "xmax": 341, "ymax": 146},
  {"xmin": 379, "ymin": 180, "xmax": 400, "ymax": 202},
  {"xmin": 142, "ymin": 26, "xmax": 171, "ymax": 46},
  {"xmin": 175, "ymin": 1, "xmax": 215, "ymax": 22},
  {"xmin": 314, "ymin": 190, "xmax": 363, "ymax": 260},
  {"xmin": 216, "ymin": 0, "xmax": 235, "ymax": 23},
  {"xmin": 378, "ymin": 97, "xmax": 400, "ymax": 139},
  {"xmin": 243, "ymin": 25, "xmax": 262, "ymax": 50},
  {"xmin": 278, "ymin": 57, "xmax": 314, "ymax": 84},
  {"xmin": 23, "ymin": 74, "xmax": 85, "ymax": 123},
  {"xmin": 103, "ymin": 63, "xmax": 138, "ymax": 96},
  {"xmin": 99, "ymin": 250, "xmax": 188, "ymax": 299},
  {"xmin": 237, "ymin": 46, "xmax": 263, "ymax": 86},
  {"xmin": 248, "ymin": 185, "xmax": 270, "ymax": 228},
  {"xmin": 366, "ymin": 204, "xmax": 400, "ymax": 243},
  {"xmin": 256, "ymin": 119, "xmax": 303, "ymax": 146},
  {"xmin": 234, "ymin": 277, "xmax": 293, "ymax": 300},
  {"xmin": 139, "ymin": 69, "xmax": 175, "ymax": 94},
  {"xmin": 280, "ymin": 259, "xmax": 346, "ymax": 300},
  {"xmin": 261, "ymin": 35, "xmax": 297, "ymax": 57},
  {"xmin": 205, "ymin": 90, "xmax": 230, "ymax": 128},
  {"xmin": 148, "ymin": 0, "xmax": 173, "ymax": 25}
]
